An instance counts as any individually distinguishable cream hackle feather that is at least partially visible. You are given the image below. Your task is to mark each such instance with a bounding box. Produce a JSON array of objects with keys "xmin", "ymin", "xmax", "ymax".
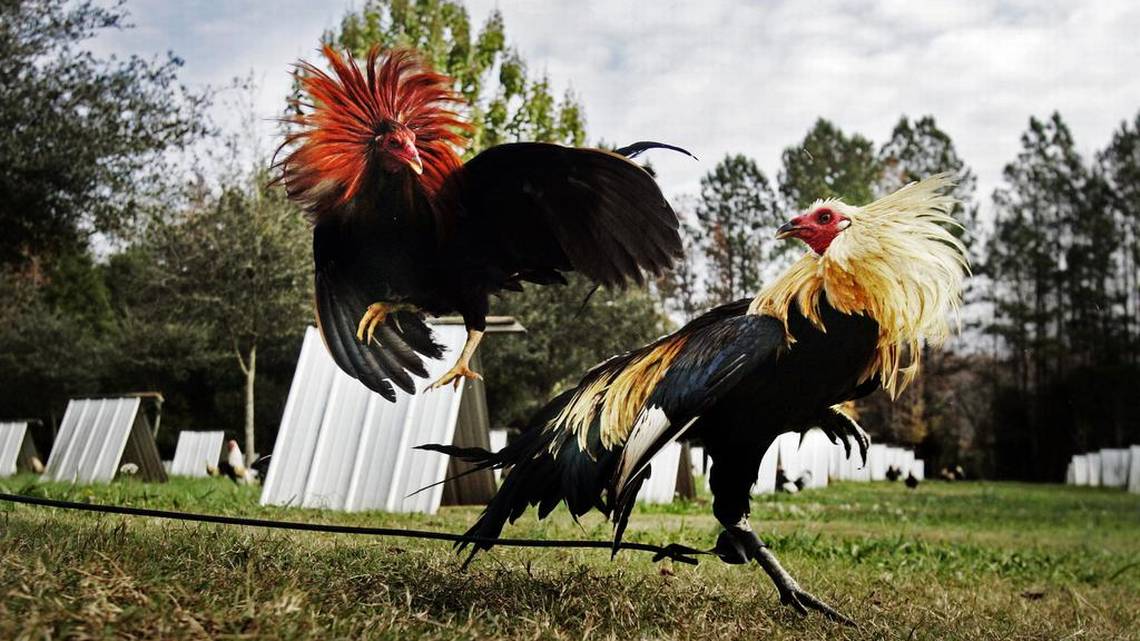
[{"xmin": 748, "ymin": 172, "xmax": 970, "ymax": 398}]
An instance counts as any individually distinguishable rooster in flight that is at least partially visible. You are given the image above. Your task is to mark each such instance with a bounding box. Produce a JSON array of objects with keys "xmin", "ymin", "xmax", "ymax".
[
  {"xmin": 276, "ymin": 47, "xmax": 687, "ymax": 398},
  {"xmin": 424, "ymin": 174, "xmax": 968, "ymax": 623}
]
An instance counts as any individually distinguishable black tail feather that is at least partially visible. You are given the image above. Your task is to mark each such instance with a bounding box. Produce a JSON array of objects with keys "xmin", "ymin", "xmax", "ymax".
[{"xmin": 614, "ymin": 141, "xmax": 698, "ymax": 161}]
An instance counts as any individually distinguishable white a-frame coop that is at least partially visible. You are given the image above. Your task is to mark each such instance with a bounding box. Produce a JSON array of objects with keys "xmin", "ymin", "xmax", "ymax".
[
  {"xmin": 0, "ymin": 420, "xmax": 41, "ymax": 477},
  {"xmin": 261, "ymin": 319, "xmax": 523, "ymax": 514},
  {"xmin": 42, "ymin": 395, "xmax": 167, "ymax": 483}
]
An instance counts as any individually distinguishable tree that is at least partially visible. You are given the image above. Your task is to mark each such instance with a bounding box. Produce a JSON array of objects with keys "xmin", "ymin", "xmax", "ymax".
[
  {"xmin": 778, "ymin": 118, "xmax": 880, "ymax": 211},
  {"xmin": 1098, "ymin": 111, "xmax": 1140, "ymax": 369},
  {"xmin": 0, "ymin": 0, "xmax": 210, "ymax": 266},
  {"xmin": 655, "ymin": 207, "xmax": 703, "ymax": 320},
  {"xmin": 982, "ymin": 112, "xmax": 1131, "ymax": 479},
  {"xmin": 694, "ymin": 155, "xmax": 786, "ymax": 305},
  {"xmin": 328, "ymin": 0, "xmax": 585, "ymax": 152},
  {"xmin": 139, "ymin": 171, "xmax": 312, "ymax": 463}
]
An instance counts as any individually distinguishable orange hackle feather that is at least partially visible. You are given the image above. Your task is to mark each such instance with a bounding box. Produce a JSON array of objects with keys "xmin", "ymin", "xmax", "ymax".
[{"xmin": 278, "ymin": 46, "xmax": 470, "ymax": 216}]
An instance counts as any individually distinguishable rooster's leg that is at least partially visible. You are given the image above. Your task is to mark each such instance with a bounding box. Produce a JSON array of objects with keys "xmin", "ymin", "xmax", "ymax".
[
  {"xmin": 711, "ymin": 455, "xmax": 856, "ymax": 626},
  {"xmin": 430, "ymin": 329, "xmax": 485, "ymax": 390}
]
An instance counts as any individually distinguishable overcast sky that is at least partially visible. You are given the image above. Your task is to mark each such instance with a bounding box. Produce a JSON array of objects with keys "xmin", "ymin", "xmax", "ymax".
[{"xmin": 92, "ymin": 0, "xmax": 1140, "ymax": 212}]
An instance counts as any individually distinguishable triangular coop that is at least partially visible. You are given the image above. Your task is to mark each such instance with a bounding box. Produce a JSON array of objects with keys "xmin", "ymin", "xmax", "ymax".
[
  {"xmin": 0, "ymin": 420, "xmax": 42, "ymax": 477},
  {"xmin": 41, "ymin": 394, "xmax": 167, "ymax": 483}
]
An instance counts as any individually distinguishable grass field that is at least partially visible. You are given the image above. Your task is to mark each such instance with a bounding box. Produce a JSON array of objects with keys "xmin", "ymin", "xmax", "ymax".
[{"xmin": 1, "ymin": 475, "xmax": 1137, "ymax": 640}]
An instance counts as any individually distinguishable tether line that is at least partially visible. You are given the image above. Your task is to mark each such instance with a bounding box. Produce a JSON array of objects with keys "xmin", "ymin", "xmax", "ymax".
[{"xmin": 0, "ymin": 492, "xmax": 709, "ymax": 565}]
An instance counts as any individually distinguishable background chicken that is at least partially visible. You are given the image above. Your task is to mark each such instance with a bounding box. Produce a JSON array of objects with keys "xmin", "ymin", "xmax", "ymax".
[
  {"xmin": 206, "ymin": 439, "xmax": 269, "ymax": 485},
  {"xmin": 276, "ymin": 46, "xmax": 687, "ymax": 398},
  {"xmin": 424, "ymin": 174, "xmax": 969, "ymax": 623}
]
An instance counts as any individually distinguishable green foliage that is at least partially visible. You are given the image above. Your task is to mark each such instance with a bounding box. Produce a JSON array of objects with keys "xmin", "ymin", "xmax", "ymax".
[
  {"xmin": 778, "ymin": 118, "xmax": 881, "ymax": 210},
  {"xmin": 655, "ymin": 211, "xmax": 703, "ymax": 319},
  {"xmin": 693, "ymin": 154, "xmax": 788, "ymax": 305},
  {"xmin": 133, "ymin": 170, "xmax": 312, "ymax": 459},
  {"xmin": 0, "ymin": 262, "xmax": 107, "ymax": 423},
  {"xmin": 982, "ymin": 112, "xmax": 1140, "ymax": 479},
  {"xmin": 482, "ymin": 275, "xmax": 669, "ymax": 426},
  {"xmin": 0, "ymin": 0, "xmax": 210, "ymax": 265},
  {"xmin": 1098, "ymin": 112, "xmax": 1140, "ymax": 367},
  {"xmin": 329, "ymin": 0, "xmax": 586, "ymax": 153},
  {"xmin": 140, "ymin": 176, "xmax": 312, "ymax": 359}
]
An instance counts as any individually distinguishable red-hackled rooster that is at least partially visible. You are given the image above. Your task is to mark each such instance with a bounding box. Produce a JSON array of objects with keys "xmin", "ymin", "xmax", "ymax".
[
  {"xmin": 423, "ymin": 174, "xmax": 968, "ymax": 623},
  {"xmin": 275, "ymin": 46, "xmax": 689, "ymax": 399}
]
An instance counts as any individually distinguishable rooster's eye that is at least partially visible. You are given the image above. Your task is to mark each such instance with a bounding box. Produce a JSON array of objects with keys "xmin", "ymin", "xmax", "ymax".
[
  {"xmin": 387, "ymin": 138, "xmax": 401, "ymax": 148},
  {"xmin": 818, "ymin": 212, "xmax": 832, "ymax": 224}
]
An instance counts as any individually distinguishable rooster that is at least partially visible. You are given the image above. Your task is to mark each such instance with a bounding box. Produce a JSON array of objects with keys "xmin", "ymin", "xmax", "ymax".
[
  {"xmin": 276, "ymin": 47, "xmax": 688, "ymax": 399},
  {"xmin": 207, "ymin": 440, "xmax": 263, "ymax": 485},
  {"xmin": 424, "ymin": 174, "xmax": 968, "ymax": 623}
]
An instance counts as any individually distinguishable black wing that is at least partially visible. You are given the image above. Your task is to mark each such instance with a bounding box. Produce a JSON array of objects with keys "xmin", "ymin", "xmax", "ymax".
[
  {"xmin": 455, "ymin": 142, "xmax": 686, "ymax": 288},
  {"xmin": 612, "ymin": 313, "xmax": 785, "ymax": 512},
  {"xmin": 313, "ymin": 221, "xmax": 444, "ymax": 401}
]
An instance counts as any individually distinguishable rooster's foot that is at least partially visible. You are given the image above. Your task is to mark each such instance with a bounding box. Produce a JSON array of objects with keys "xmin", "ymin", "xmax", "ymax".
[
  {"xmin": 356, "ymin": 303, "xmax": 391, "ymax": 344},
  {"xmin": 815, "ymin": 409, "xmax": 871, "ymax": 464},
  {"xmin": 430, "ymin": 362, "xmax": 482, "ymax": 390},
  {"xmin": 754, "ymin": 546, "xmax": 856, "ymax": 626}
]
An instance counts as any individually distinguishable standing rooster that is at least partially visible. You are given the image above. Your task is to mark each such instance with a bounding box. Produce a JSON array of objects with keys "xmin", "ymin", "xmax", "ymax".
[
  {"xmin": 424, "ymin": 174, "xmax": 968, "ymax": 623},
  {"xmin": 276, "ymin": 46, "xmax": 687, "ymax": 399}
]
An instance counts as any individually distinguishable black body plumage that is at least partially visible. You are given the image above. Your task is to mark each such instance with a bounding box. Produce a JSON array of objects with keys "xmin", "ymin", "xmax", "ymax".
[{"xmin": 423, "ymin": 295, "xmax": 882, "ymax": 561}]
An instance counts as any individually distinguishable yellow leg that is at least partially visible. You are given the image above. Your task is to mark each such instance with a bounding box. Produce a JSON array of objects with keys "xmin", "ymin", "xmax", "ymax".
[{"xmin": 430, "ymin": 329, "xmax": 485, "ymax": 390}]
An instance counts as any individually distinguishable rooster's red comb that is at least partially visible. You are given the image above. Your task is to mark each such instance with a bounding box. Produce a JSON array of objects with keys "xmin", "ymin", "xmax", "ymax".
[{"xmin": 277, "ymin": 46, "xmax": 469, "ymax": 214}]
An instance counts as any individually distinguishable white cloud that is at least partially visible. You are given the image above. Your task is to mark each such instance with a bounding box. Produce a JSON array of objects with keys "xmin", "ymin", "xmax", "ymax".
[{"xmin": 92, "ymin": 0, "xmax": 1140, "ymax": 213}]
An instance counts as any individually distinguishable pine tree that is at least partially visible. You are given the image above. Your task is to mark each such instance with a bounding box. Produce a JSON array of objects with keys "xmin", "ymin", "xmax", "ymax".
[
  {"xmin": 696, "ymin": 154, "xmax": 786, "ymax": 305},
  {"xmin": 778, "ymin": 118, "xmax": 880, "ymax": 210}
]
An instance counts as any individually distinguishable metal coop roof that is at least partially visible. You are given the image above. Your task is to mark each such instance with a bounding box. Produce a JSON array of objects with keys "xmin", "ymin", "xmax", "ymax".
[
  {"xmin": 42, "ymin": 397, "xmax": 167, "ymax": 483},
  {"xmin": 0, "ymin": 421, "xmax": 39, "ymax": 477}
]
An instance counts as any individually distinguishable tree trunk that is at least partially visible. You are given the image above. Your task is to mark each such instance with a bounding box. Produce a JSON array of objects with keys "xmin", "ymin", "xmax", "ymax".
[{"xmin": 244, "ymin": 343, "xmax": 257, "ymax": 466}]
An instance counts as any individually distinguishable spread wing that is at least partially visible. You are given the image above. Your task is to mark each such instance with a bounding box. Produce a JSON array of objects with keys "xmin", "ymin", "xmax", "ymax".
[
  {"xmin": 312, "ymin": 221, "xmax": 444, "ymax": 401},
  {"xmin": 454, "ymin": 142, "xmax": 686, "ymax": 288}
]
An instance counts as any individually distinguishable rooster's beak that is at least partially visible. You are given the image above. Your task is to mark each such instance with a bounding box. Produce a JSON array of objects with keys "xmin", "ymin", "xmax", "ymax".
[
  {"xmin": 401, "ymin": 143, "xmax": 424, "ymax": 175},
  {"xmin": 775, "ymin": 221, "xmax": 801, "ymax": 240}
]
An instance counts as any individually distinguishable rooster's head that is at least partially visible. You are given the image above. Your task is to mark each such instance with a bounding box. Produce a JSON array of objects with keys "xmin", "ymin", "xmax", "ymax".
[
  {"xmin": 278, "ymin": 46, "xmax": 469, "ymax": 214},
  {"xmin": 776, "ymin": 202, "xmax": 856, "ymax": 254}
]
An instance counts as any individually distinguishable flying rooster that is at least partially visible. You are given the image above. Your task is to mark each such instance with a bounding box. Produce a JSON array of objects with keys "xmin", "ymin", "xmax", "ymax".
[
  {"xmin": 275, "ymin": 46, "xmax": 688, "ymax": 399},
  {"xmin": 424, "ymin": 174, "xmax": 968, "ymax": 623}
]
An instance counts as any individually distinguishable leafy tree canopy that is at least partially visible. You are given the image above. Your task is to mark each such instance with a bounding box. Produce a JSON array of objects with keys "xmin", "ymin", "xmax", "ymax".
[
  {"xmin": 0, "ymin": 0, "xmax": 210, "ymax": 266},
  {"xmin": 778, "ymin": 118, "xmax": 880, "ymax": 210}
]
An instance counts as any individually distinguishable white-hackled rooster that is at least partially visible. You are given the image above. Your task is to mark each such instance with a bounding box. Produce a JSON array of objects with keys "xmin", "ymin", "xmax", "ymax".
[{"xmin": 424, "ymin": 174, "xmax": 969, "ymax": 624}]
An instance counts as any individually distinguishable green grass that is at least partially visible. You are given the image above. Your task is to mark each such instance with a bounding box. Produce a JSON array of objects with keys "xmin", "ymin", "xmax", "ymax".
[{"xmin": 2, "ymin": 475, "xmax": 1138, "ymax": 640}]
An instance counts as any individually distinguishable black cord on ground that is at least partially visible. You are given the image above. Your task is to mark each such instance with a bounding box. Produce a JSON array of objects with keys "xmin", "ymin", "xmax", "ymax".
[{"xmin": 0, "ymin": 492, "xmax": 710, "ymax": 565}]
